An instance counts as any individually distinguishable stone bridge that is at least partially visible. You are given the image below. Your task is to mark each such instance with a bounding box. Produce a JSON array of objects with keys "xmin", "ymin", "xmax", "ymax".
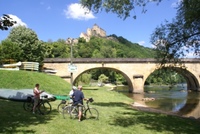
[{"xmin": 43, "ymin": 58, "xmax": 200, "ymax": 93}]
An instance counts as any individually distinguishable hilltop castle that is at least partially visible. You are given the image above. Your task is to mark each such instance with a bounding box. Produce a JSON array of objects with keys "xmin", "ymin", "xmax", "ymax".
[{"xmin": 80, "ymin": 24, "xmax": 106, "ymax": 42}]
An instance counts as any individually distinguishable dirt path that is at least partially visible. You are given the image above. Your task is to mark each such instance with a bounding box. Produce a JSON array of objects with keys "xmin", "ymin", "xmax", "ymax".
[{"xmin": 131, "ymin": 101, "xmax": 179, "ymax": 116}]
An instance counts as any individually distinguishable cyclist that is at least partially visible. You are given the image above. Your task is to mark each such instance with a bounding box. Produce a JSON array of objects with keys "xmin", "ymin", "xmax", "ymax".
[
  {"xmin": 72, "ymin": 85, "xmax": 88, "ymax": 122},
  {"xmin": 32, "ymin": 83, "xmax": 44, "ymax": 114}
]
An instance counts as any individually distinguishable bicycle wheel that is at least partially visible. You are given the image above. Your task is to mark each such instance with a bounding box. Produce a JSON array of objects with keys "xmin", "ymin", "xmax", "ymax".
[
  {"xmin": 57, "ymin": 100, "xmax": 68, "ymax": 114},
  {"xmin": 70, "ymin": 106, "xmax": 79, "ymax": 119},
  {"xmin": 63, "ymin": 105, "xmax": 73, "ymax": 119},
  {"xmin": 39, "ymin": 101, "xmax": 52, "ymax": 115},
  {"xmin": 85, "ymin": 108, "xmax": 99, "ymax": 120},
  {"xmin": 23, "ymin": 102, "xmax": 33, "ymax": 112}
]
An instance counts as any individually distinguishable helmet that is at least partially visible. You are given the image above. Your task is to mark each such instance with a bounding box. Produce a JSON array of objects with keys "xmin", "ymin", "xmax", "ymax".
[{"xmin": 72, "ymin": 86, "xmax": 77, "ymax": 90}]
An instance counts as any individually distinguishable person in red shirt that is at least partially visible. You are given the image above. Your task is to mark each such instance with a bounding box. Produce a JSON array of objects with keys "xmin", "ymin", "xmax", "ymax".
[{"xmin": 32, "ymin": 83, "xmax": 44, "ymax": 114}]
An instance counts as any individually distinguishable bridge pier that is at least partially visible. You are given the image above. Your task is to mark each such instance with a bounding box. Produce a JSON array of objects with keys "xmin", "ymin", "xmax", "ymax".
[{"xmin": 132, "ymin": 75, "xmax": 144, "ymax": 93}]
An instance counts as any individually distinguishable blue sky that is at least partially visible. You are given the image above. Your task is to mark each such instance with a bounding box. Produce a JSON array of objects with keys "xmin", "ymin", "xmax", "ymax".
[{"xmin": 1, "ymin": 0, "xmax": 179, "ymax": 48}]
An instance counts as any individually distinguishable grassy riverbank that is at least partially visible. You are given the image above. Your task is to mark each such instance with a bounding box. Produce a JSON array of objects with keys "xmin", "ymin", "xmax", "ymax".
[{"xmin": 0, "ymin": 70, "xmax": 200, "ymax": 134}]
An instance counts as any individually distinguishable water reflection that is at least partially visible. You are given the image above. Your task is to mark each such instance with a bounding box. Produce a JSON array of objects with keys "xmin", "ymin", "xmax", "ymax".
[{"xmin": 114, "ymin": 84, "xmax": 200, "ymax": 119}]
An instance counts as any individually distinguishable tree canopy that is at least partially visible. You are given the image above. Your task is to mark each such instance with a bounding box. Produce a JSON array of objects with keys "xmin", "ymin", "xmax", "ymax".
[
  {"xmin": 80, "ymin": 0, "xmax": 163, "ymax": 19},
  {"xmin": 4, "ymin": 26, "xmax": 47, "ymax": 63},
  {"xmin": 150, "ymin": 0, "xmax": 200, "ymax": 64}
]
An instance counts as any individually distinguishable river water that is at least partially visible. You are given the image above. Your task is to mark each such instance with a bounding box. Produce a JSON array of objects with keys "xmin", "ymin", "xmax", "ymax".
[{"xmin": 114, "ymin": 84, "xmax": 200, "ymax": 119}]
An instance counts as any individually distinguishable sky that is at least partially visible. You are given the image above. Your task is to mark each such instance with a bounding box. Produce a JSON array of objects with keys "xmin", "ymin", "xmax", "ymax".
[{"xmin": 0, "ymin": 0, "xmax": 180, "ymax": 48}]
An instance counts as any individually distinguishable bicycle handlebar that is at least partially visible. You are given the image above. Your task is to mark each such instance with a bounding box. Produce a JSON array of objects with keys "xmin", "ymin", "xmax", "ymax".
[{"xmin": 87, "ymin": 98, "xmax": 94, "ymax": 103}]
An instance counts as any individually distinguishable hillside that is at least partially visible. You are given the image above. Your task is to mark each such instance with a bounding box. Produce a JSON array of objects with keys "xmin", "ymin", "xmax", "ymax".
[
  {"xmin": 74, "ymin": 35, "xmax": 156, "ymax": 58},
  {"xmin": 109, "ymin": 34, "xmax": 155, "ymax": 58},
  {"xmin": 0, "ymin": 70, "xmax": 71, "ymax": 95}
]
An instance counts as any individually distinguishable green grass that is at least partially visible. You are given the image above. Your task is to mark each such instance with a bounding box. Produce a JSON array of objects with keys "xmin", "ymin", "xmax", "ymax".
[
  {"xmin": 0, "ymin": 70, "xmax": 200, "ymax": 134},
  {"xmin": 0, "ymin": 70, "xmax": 71, "ymax": 95}
]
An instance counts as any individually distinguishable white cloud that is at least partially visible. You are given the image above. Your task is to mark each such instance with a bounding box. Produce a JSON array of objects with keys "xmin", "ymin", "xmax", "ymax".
[
  {"xmin": 181, "ymin": 46, "xmax": 197, "ymax": 58},
  {"xmin": 171, "ymin": 0, "xmax": 183, "ymax": 8},
  {"xmin": 185, "ymin": 52, "xmax": 195, "ymax": 58},
  {"xmin": 151, "ymin": 44, "xmax": 156, "ymax": 48},
  {"xmin": 63, "ymin": 3, "xmax": 96, "ymax": 20},
  {"xmin": 137, "ymin": 41, "xmax": 145, "ymax": 46},
  {"xmin": 8, "ymin": 14, "xmax": 27, "ymax": 27}
]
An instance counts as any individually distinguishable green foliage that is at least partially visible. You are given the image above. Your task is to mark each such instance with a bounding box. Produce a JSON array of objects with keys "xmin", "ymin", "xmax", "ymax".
[
  {"xmin": 146, "ymin": 68, "xmax": 186, "ymax": 85},
  {"xmin": 73, "ymin": 36, "xmax": 156, "ymax": 58},
  {"xmin": 80, "ymin": 0, "xmax": 162, "ymax": 20},
  {"xmin": 98, "ymin": 74, "xmax": 109, "ymax": 83},
  {"xmin": 0, "ymin": 39, "xmax": 21, "ymax": 64},
  {"xmin": 6, "ymin": 26, "xmax": 47, "ymax": 63},
  {"xmin": 110, "ymin": 34, "xmax": 156, "ymax": 58},
  {"xmin": 74, "ymin": 42, "xmax": 93, "ymax": 58},
  {"xmin": 78, "ymin": 37, "xmax": 86, "ymax": 43},
  {"xmin": 47, "ymin": 39, "xmax": 70, "ymax": 58},
  {"xmin": 75, "ymin": 72, "xmax": 91, "ymax": 85}
]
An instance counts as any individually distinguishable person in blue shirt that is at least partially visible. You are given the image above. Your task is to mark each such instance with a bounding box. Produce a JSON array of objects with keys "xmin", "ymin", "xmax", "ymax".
[{"xmin": 72, "ymin": 85, "xmax": 88, "ymax": 121}]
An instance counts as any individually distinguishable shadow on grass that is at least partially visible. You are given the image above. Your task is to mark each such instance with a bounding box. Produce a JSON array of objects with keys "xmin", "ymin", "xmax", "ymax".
[
  {"xmin": 0, "ymin": 99, "xmax": 58, "ymax": 133},
  {"xmin": 109, "ymin": 108, "xmax": 200, "ymax": 133},
  {"xmin": 93, "ymin": 101, "xmax": 200, "ymax": 133}
]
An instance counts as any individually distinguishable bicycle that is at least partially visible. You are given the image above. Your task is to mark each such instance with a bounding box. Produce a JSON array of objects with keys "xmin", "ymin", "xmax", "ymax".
[
  {"xmin": 62, "ymin": 98, "xmax": 99, "ymax": 120},
  {"xmin": 23, "ymin": 95, "xmax": 52, "ymax": 115}
]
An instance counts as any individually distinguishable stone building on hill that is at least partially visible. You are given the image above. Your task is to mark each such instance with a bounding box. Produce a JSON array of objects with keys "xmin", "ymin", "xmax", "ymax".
[{"xmin": 80, "ymin": 24, "xmax": 106, "ymax": 42}]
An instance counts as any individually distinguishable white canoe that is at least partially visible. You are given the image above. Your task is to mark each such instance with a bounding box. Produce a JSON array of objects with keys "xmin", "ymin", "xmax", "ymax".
[
  {"xmin": 0, "ymin": 89, "xmax": 55, "ymax": 101},
  {"xmin": 2, "ymin": 61, "xmax": 22, "ymax": 67}
]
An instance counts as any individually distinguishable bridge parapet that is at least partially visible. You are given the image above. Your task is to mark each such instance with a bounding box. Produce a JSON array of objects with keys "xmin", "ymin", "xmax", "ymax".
[{"xmin": 44, "ymin": 58, "xmax": 200, "ymax": 63}]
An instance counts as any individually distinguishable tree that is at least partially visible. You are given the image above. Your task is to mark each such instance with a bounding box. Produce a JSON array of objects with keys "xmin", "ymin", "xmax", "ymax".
[
  {"xmin": 100, "ymin": 45, "xmax": 117, "ymax": 58},
  {"xmin": 50, "ymin": 39, "xmax": 70, "ymax": 58},
  {"xmin": 98, "ymin": 74, "xmax": 109, "ymax": 83},
  {"xmin": 0, "ymin": 39, "xmax": 22, "ymax": 64},
  {"xmin": 0, "ymin": 14, "xmax": 16, "ymax": 30},
  {"xmin": 80, "ymin": 0, "xmax": 162, "ymax": 19},
  {"xmin": 75, "ymin": 73, "xmax": 91, "ymax": 85},
  {"xmin": 92, "ymin": 49, "xmax": 104, "ymax": 58},
  {"xmin": 150, "ymin": 0, "xmax": 200, "ymax": 64},
  {"xmin": 6, "ymin": 26, "xmax": 47, "ymax": 63}
]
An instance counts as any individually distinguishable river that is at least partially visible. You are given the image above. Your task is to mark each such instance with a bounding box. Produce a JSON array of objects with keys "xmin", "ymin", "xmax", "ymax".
[{"xmin": 114, "ymin": 84, "xmax": 200, "ymax": 119}]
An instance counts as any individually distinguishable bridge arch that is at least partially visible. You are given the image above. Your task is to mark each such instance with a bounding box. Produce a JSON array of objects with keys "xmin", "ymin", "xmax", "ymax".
[
  {"xmin": 144, "ymin": 67, "xmax": 200, "ymax": 91},
  {"xmin": 72, "ymin": 67, "xmax": 133, "ymax": 92},
  {"xmin": 173, "ymin": 67, "xmax": 200, "ymax": 91}
]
